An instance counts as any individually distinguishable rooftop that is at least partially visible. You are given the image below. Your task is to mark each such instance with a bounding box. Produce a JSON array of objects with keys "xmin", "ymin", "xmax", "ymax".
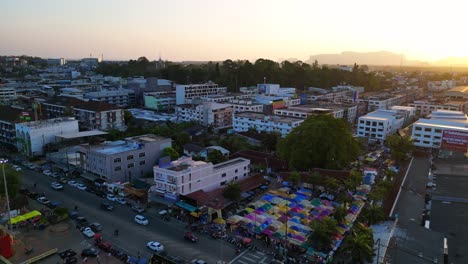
[
  {"xmin": 73, "ymin": 101, "xmax": 122, "ymax": 112},
  {"xmin": 213, "ymin": 157, "xmax": 248, "ymax": 170},
  {"xmin": 234, "ymin": 111, "xmax": 303, "ymax": 123},
  {"xmin": 55, "ymin": 130, "xmax": 108, "ymax": 140},
  {"xmin": 19, "ymin": 117, "xmax": 77, "ymax": 128}
]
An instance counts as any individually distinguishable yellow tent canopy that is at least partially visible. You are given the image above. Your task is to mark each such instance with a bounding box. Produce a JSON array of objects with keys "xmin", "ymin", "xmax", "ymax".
[
  {"xmin": 10, "ymin": 210, "xmax": 41, "ymax": 224},
  {"xmin": 213, "ymin": 218, "xmax": 225, "ymax": 225}
]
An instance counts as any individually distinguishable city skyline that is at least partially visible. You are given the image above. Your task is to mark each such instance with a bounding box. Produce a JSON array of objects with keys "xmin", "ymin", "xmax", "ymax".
[{"xmin": 2, "ymin": 0, "xmax": 468, "ymax": 62}]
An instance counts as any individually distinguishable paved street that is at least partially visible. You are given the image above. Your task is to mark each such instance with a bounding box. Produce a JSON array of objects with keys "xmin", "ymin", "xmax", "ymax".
[
  {"xmin": 229, "ymin": 249, "xmax": 272, "ymax": 264},
  {"xmin": 20, "ymin": 167, "xmax": 238, "ymax": 263}
]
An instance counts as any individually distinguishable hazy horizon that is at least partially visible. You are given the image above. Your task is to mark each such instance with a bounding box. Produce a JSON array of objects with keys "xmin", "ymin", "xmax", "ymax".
[{"xmin": 2, "ymin": 0, "xmax": 468, "ymax": 62}]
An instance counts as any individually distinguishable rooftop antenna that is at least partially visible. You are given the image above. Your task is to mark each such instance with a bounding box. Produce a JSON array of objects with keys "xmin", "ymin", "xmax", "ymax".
[{"xmin": 90, "ymin": 53, "xmax": 92, "ymax": 58}]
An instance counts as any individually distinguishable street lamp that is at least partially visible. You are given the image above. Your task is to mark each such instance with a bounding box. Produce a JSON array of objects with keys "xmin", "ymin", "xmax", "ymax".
[{"xmin": 0, "ymin": 159, "xmax": 12, "ymax": 230}]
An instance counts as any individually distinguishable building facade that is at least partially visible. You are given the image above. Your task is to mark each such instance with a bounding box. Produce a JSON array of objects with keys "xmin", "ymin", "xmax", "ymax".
[
  {"xmin": 153, "ymin": 156, "xmax": 250, "ymax": 196},
  {"xmin": 233, "ymin": 112, "xmax": 304, "ymax": 137},
  {"xmin": 84, "ymin": 89, "xmax": 136, "ymax": 107},
  {"xmin": 143, "ymin": 93, "xmax": 176, "ymax": 111},
  {"xmin": 0, "ymin": 87, "xmax": 16, "ymax": 104},
  {"xmin": 176, "ymin": 82, "xmax": 227, "ymax": 105},
  {"xmin": 78, "ymin": 134, "xmax": 172, "ymax": 182},
  {"xmin": 357, "ymin": 109, "xmax": 406, "ymax": 142},
  {"xmin": 74, "ymin": 102, "xmax": 126, "ymax": 131},
  {"xmin": 409, "ymin": 100, "xmax": 467, "ymax": 117},
  {"xmin": 15, "ymin": 117, "xmax": 79, "ymax": 157},
  {"xmin": 175, "ymin": 102, "xmax": 233, "ymax": 129}
]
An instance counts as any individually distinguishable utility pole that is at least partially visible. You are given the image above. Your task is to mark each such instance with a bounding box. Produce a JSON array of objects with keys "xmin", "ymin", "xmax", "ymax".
[{"xmin": 0, "ymin": 159, "xmax": 12, "ymax": 231}]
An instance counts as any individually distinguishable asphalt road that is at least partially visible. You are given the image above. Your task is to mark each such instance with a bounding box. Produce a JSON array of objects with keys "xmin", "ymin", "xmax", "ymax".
[{"xmin": 20, "ymin": 167, "xmax": 237, "ymax": 263}]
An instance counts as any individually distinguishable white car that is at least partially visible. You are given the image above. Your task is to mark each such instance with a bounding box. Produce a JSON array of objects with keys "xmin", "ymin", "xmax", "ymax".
[
  {"xmin": 134, "ymin": 215, "xmax": 149, "ymax": 225},
  {"xmin": 76, "ymin": 184, "xmax": 87, "ymax": 191},
  {"xmin": 82, "ymin": 227, "xmax": 95, "ymax": 238},
  {"xmin": 116, "ymin": 197, "xmax": 127, "ymax": 205},
  {"xmin": 106, "ymin": 194, "xmax": 117, "ymax": 202},
  {"xmin": 12, "ymin": 165, "xmax": 22, "ymax": 172},
  {"xmin": 51, "ymin": 182, "xmax": 64, "ymax": 190},
  {"xmin": 51, "ymin": 172, "xmax": 60, "ymax": 178},
  {"xmin": 191, "ymin": 260, "xmax": 207, "ymax": 264},
  {"xmin": 42, "ymin": 170, "xmax": 52, "ymax": 176},
  {"xmin": 68, "ymin": 180, "xmax": 78, "ymax": 187},
  {"xmin": 147, "ymin": 241, "xmax": 164, "ymax": 252},
  {"xmin": 36, "ymin": 196, "xmax": 50, "ymax": 205}
]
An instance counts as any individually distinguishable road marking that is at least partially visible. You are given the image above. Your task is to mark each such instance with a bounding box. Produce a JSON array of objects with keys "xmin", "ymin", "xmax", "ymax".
[
  {"xmin": 242, "ymin": 256, "xmax": 256, "ymax": 262},
  {"xmin": 237, "ymin": 261, "xmax": 249, "ymax": 264},
  {"xmin": 257, "ymin": 251, "xmax": 265, "ymax": 255},
  {"xmin": 260, "ymin": 257, "xmax": 267, "ymax": 263},
  {"xmin": 247, "ymin": 253, "xmax": 261, "ymax": 259}
]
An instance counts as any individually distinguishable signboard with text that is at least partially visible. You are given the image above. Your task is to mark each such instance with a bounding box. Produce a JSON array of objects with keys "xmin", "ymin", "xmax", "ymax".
[
  {"xmin": 272, "ymin": 100, "xmax": 286, "ymax": 109},
  {"xmin": 441, "ymin": 130, "xmax": 468, "ymax": 152}
]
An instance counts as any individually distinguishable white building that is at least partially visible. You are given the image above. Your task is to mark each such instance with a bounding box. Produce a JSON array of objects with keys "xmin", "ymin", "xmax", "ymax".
[
  {"xmin": 176, "ymin": 82, "xmax": 227, "ymax": 105},
  {"xmin": 60, "ymin": 88, "xmax": 84, "ymax": 100},
  {"xmin": 15, "ymin": 117, "xmax": 79, "ymax": 157},
  {"xmin": 411, "ymin": 110, "xmax": 468, "ymax": 149},
  {"xmin": 233, "ymin": 112, "xmax": 304, "ymax": 137},
  {"xmin": 427, "ymin": 80, "xmax": 456, "ymax": 92},
  {"xmin": 274, "ymin": 103, "xmax": 358, "ymax": 124},
  {"xmin": 409, "ymin": 100, "xmax": 467, "ymax": 117},
  {"xmin": 143, "ymin": 92, "xmax": 176, "ymax": 111},
  {"xmin": 84, "ymin": 89, "xmax": 136, "ymax": 107},
  {"xmin": 175, "ymin": 102, "xmax": 233, "ymax": 129},
  {"xmin": 229, "ymin": 100, "xmax": 264, "ymax": 114},
  {"xmin": 0, "ymin": 86, "xmax": 16, "ymax": 104},
  {"xmin": 153, "ymin": 156, "xmax": 251, "ymax": 196},
  {"xmin": 357, "ymin": 109, "xmax": 406, "ymax": 141}
]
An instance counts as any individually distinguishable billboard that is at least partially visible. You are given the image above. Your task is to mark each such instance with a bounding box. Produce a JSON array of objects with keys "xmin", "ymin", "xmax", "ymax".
[
  {"xmin": 441, "ymin": 130, "xmax": 468, "ymax": 152},
  {"xmin": 272, "ymin": 100, "xmax": 286, "ymax": 109},
  {"xmin": 258, "ymin": 84, "xmax": 267, "ymax": 94},
  {"xmin": 299, "ymin": 94, "xmax": 308, "ymax": 104}
]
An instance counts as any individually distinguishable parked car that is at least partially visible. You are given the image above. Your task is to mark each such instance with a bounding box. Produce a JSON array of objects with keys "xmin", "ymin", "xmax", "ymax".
[
  {"xmin": 69, "ymin": 211, "xmax": 79, "ymax": 220},
  {"xmin": 51, "ymin": 182, "xmax": 64, "ymax": 190},
  {"xmin": 47, "ymin": 201, "xmax": 61, "ymax": 209},
  {"xmin": 19, "ymin": 188, "xmax": 31, "ymax": 196},
  {"xmin": 42, "ymin": 170, "xmax": 52, "ymax": 176},
  {"xmin": 82, "ymin": 227, "xmax": 95, "ymax": 238},
  {"xmin": 147, "ymin": 241, "xmax": 164, "ymax": 252},
  {"xmin": 76, "ymin": 184, "xmax": 87, "ymax": 191},
  {"xmin": 116, "ymin": 197, "xmax": 127, "ymax": 205},
  {"xmin": 68, "ymin": 180, "xmax": 78, "ymax": 187},
  {"xmin": 12, "ymin": 165, "xmax": 21, "ymax": 172},
  {"xmin": 106, "ymin": 194, "xmax": 117, "ymax": 202},
  {"xmin": 59, "ymin": 249, "xmax": 76, "ymax": 260},
  {"xmin": 36, "ymin": 196, "xmax": 50, "ymax": 205},
  {"xmin": 64, "ymin": 257, "xmax": 77, "ymax": 264},
  {"xmin": 28, "ymin": 192, "xmax": 39, "ymax": 199},
  {"xmin": 131, "ymin": 205, "xmax": 145, "ymax": 213},
  {"xmin": 75, "ymin": 216, "xmax": 88, "ymax": 227},
  {"xmin": 134, "ymin": 215, "xmax": 149, "ymax": 225},
  {"xmin": 95, "ymin": 190, "xmax": 106, "ymax": 198},
  {"xmin": 96, "ymin": 241, "xmax": 113, "ymax": 252},
  {"xmin": 59, "ymin": 177, "xmax": 69, "ymax": 184},
  {"xmin": 100, "ymin": 203, "xmax": 114, "ymax": 211},
  {"xmin": 81, "ymin": 247, "xmax": 98, "ymax": 257},
  {"xmin": 89, "ymin": 222, "xmax": 103, "ymax": 232},
  {"xmin": 184, "ymin": 232, "xmax": 199, "ymax": 242},
  {"xmin": 51, "ymin": 172, "xmax": 60, "ymax": 178},
  {"xmin": 191, "ymin": 260, "xmax": 207, "ymax": 264}
]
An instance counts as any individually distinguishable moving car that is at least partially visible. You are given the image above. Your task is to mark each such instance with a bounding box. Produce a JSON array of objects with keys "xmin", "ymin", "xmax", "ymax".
[
  {"xmin": 76, "ymin": 184, "xmax": 87, "ymax": 191},
  {"xmin": 51, "ymin": 182, "xmax": 64, "ymax": 190},
  {"xmin": 100, "ymin": 202, "xmax": 114, "ymax": 211},
  {"xmin": 81, "ymin": 247, "xmax": 98, "ymax": 257},
  {"xmin": 184, "ymin": 232, "xmax": 199, "ymax": 242},
  {"xmin": 90, "ymin": 222, "xmax": 103, "ymax": 232},
  {"xmin": 82, "ymin": 227, "xmax": 95, "ymax": 238},
  {"xmin": 131, "ymin": 204, "xmax": 145, "ymax": 213},
  {"xmin": 134, "ymin": 215, "xmax": 149, "ymax": 225},
  {"xmin": 106, "ymin": 194, "xmax": 117, "ymax": 202},
  {"xmin": 36, "ymin": 196, "xmax": 50, "ymax": 205},
  {"xmin": 147, "ymin": 241, "xmax": 164, "ymax": 252}
]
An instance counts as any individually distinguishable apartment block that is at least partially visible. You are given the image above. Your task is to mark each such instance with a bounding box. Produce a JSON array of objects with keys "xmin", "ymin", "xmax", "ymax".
[
  {"xmin": 176, "ymin": 82, "xmax": 227, "ymax": 105},
  {"xmin": 409, "ymin": 100, "xmax": 467, "ymax": 117},
  {"xmin": 357, "ymin": 109, "xmax": 406, "ymax": 141},
  {"xmin": 175, "ymin": 102, "xmax": 233, "ymax": 129},
  {"xmin": 233, "ymin": 112, "xmax": 304, "ymax": 137}
]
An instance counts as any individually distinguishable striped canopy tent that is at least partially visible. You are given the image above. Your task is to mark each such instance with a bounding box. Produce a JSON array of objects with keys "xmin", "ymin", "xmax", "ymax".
[{"xmin": 227, "ymin": 215, "xmax": 243, "ymax": 224}]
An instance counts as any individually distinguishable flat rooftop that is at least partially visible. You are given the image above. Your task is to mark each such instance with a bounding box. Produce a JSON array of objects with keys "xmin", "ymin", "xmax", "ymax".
[
  {"xmin": 56, "ymin": 130, "xmax": 108, "ymax": 139},
  {"xmin": 94, "ymin": 142, "xmax": 139, "ymax": 155},
  {"xmin": 213, "ymin": 158, "xmax": 248, "ymax": 170},
  {"xmin": 235, "ymin": 112, "xmax": 303, "ymax": 123}
]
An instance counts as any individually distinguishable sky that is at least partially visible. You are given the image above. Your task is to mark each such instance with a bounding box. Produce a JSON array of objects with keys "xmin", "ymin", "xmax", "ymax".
[{"xmin": 1, "ymin": 0, "xmax": 468, "ymax": 62}]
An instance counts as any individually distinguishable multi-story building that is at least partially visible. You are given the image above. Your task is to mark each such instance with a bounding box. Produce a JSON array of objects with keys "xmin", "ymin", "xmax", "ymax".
[
  {"xmin": 84, "ymin": 89, "xmax": 136, "ymax": 107},
  {"xmin": 143, "ymin": 92, "xmax": 176, "ymax": 111},
  {"xmin": 0, "ymin": 86, "xmax": 16, "ymax": 104},
  {"xmin": 153, "ymin": 156, "xmax": 250, "ymax": 196},
  {"xmin": 427, "ymin": 80, "xmax": 456, "ymax": 92},
  {"xmin": 411, "ymin": 110, "xmax": 468, "ymax": 149},
  {"xmin": 233, "ymin": 112, "xmax": 304, "ymax": 137},
  {"xmin": 228, "ymin": 100, "xmax": 264, "ymax": 114},
  {"xmin": 357, "ymin": 109, "xmax": 407, "ymax": 142},
  {"xmin": 274, "ymin": 102, "xmax": 358, "ymax": 124},
  {"xmin": 176, "ymin": 82, "xmax": 227, "ymax": 105},
  {"xmin": 345, "ymin": 93, "xmax": 406, "ymax": 112},
  {"xmin": 409, "ymin": 100, "xmax": 467, "ymax": 117},
  {"xmin": 175, "ymin": 102, "xmax": 233, "ymax": 129},
  {"xmin": 0, "ymin": 106, "xmax": 35, "ymax": 148},
  {"xmin": 441, "ymin": 86, "xmax": 468, "ymax": 100},
  {"xmin": 15, "ymin": 117, "xmax": 79, "ymax": 157},
  {"xmin": 78, "ymin": 134, "xmax": 172, "ymax": 182},
  {"xmin": 73, "ymin": 102, "xmax": 126, "ymax": 131}
]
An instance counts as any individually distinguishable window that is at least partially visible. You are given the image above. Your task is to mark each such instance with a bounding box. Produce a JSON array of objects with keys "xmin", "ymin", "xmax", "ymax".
[
  {"xmin": 189, "ymin": 173, "xmax": 192, "ymax": 181},
  {"xmin": 243, "ymin": 173, "xmax": 247, "ymax": 177},
  {"xmin": 244, "ymin": 166, "xmax": 247, "ymax": 170},
  {"xmin": 415, "ymin": 127, "xmax": 422, "ymax": 131},
  {"xmin": 127, "ymin": 163, "xmax": 134, "ymax": 168},
  {"xmin": 424, "ymin": 128, "xmax": 431, "ymax": 132},
  {"xmin": 221, "ymin": 173, "xmax": 227, "ymax": 178},
  {"xmin": 235, "ymin": 176, "xmax": 238, "ymax": 180},
  {"xmin": 434, "ymin": 129, "xmax": 442, "ymax": 133},
  {"xmin": 114, "ymin": 158, "xmax": 121, "ymax": 163},
  {"xmin": 182, "ymin": 176, "xmax": 184, "ymax": 184},
  {"xmin": 139, "ymin": 160, "xmax": 145, "ymax": 165},
  {"xmin": 127, "ymin": 155, "xmax": 134, "ymax": 160},
  {"xmin": 235, "ymin": 169, "xmax": 238, "ymax": 173},
  {"xmin": 220, "ymin": 181, "xmax": 227, "ymax": 186},
  {"xmin": 139, "ymin": 152, "xmax": 145, "ymax": 157},
  {"xmin": 114, "ymin": 166, "xmax": 121, "ymax": 171}
]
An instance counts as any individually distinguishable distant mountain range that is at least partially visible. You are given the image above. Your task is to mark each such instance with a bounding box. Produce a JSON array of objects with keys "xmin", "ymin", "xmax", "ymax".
[{"xmin": 304, "ymin": 51, "xmax": 431, "ymax": 66}]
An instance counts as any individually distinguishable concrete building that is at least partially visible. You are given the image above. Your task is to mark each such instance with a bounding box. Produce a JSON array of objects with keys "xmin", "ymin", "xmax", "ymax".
[
  {"xmin": 78, "ymin": 134, "xmax": 172, "ymax": 182},
  {"xmin": 176, "ymin": 82, "xmax": 227, "ymax": 105},
  {"xmin": 274, "ymin": 102, "xmax": 358, "ymax": 123},
  {"xmin": 409, "ymin": 100, "xmax": 467, "ymax": 117},
  {"xmin": 411, "ymin": 110, "xmax": 468, "ymax": 150},
  {"xmin": 84, "ymin": 89, "xmax": 136, "ymax": 107},
  {"xmin": 0, "ymin": 86, "xmax": 16, "ymax": 104},
  {"xmin": 357, "ymin": 109, "xmax": 406, "ymax": 142},
  {"xmin": 60, "ymin": 88, "xmax": 84, "ymax": 100},
  {"xmin": 233, "ymin": 112, "xmax": 304, "ymax": 137},
  {"xmin": 0, "ymin": 106, "xmax": 35, "ymax": 148},
  {"xmin": 228, "ymin": 100, "xmax": 264, "ymax": 114},
  {"xmin": 175, "ymin": 102, "xmax": 233, "ymax": 129},
  {"xmin": 427, "ymin": 80, "xmax": 456, "ymax": 92},
  {"xmin": 153, "ymin": 156, "xmax": 250, "ymax": 196},
  {"xmin": 441, "ymin": 86, "xmax": 468, "ymax": 100},
  {"xmin": 15, "ymin": 117, "xmax": 79, "ymax": 157},
  {"xmin": 143, "ymin": 92, "xmax": 176, "ymax": 111},
  {"xmin": 73, "ymin": 102, "xmax": 126, "ymax": 131},
  {"xmin": 349, "ymin": 93, "xmax": 406, "ymax": 112}
]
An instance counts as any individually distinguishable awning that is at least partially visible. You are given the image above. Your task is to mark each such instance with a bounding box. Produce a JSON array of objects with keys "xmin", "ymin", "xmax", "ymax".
[
  {"xmin": 213, "ymin": 218, "xmax": 225, "ymax": 225},
  {"xmin": 176, "ymin": 201, "xmax": 197, "ymax": 212},
  {"xmin": 190, "ymin": 212, "xmax": 200, "ymax": 218},
  {"xmin": 10, "ymin": 210, "xmax": 41, "ymax": 224}
]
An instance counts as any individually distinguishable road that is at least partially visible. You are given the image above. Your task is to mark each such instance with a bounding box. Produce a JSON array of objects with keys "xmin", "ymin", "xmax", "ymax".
[{"xmin": 20, "ymin": 167, "xmax": 237, "ymax": 263}]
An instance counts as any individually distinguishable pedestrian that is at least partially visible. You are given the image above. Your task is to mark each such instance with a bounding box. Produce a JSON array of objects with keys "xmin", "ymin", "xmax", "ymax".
[
  {"xmin": 74, "ymin": 205, "xmax": 78, "ymax": 211},
  {"xmin": 33, "ymin": 183, "xmax": 37, "ymax": 188}
]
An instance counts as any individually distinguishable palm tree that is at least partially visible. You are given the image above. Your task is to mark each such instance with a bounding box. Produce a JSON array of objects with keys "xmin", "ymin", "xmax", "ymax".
[
  {"xmin": 361, "ymin": 205, "xmax": 386, "ymax": 225},
  {"xmin": 333, "ymin": 205, "xmax": 347, "ymax": 224},
  {"xmin": 342, "ymin": 223, "xmax": 375, "ymax": 263},
  {"xmin": 309, "ymin": 217, "xmax": 338, "ymax": 252}
]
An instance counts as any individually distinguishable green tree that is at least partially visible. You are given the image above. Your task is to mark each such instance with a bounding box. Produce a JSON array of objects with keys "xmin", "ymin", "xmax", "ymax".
[
  {"xmin": 386, "ymin": 135, "xmax": 414, "ymax": 161},
  {"xmin": 324, "ymin": 177, "xmax": 340, "ymax": 193},
  {"xmin": 342, "ymin": 223, "xmax": 375, "ymax": 263},
  {"xmin": 344, "ymin": 170, "xmax": 363, "ymax": 192},
  {"xmin": 223, "ymin": 182, "xmax": 241, "ymax": 201},
  {"xmin": 0, "ymin": 165, "xmax": 22, "ymax": 199},
  {"xmin": 123, "ymin": 110, "xmax": 134, "ymax": 126},
  {"xmin": 289, "ymin": 171, "xmax": 302, "ymax": 187},
  {"xmin": 361, "ymin": 205, "xmax": 386, "ymax": 225},
  {"xmin": 161, "ymin": 147, "xmax": 179, "ymax": 161},
  {"xmin": 259, "ymin": 131, "xmax": 281, "ymax": 153},
  {"xmin": 207, "ymin": 149, "xmax": 228, "ymax": 164},
  {"xmin": 309, "ymin": 217, "xmax": 338, "ymax": 252},
  {"xmin": 333, "ymin": 205, "xmax": 347, "ymax": 224},
  {"xmin": 278, "ymin": 115, "xmax": 360, "ymax": 170}
]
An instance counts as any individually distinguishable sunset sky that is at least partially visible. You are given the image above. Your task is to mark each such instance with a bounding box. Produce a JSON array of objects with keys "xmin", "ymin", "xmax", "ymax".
[{"xmin": 1, "ymin": 0, "xmax": 468, "ymax": 62}]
